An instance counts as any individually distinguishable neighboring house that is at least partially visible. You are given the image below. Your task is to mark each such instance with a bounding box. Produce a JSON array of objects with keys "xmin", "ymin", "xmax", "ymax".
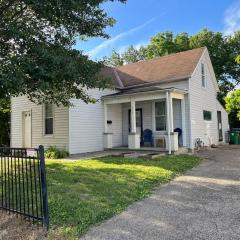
[{"xmin": 11, "ymin": 47, "xmax": 229, "ymax": 154}]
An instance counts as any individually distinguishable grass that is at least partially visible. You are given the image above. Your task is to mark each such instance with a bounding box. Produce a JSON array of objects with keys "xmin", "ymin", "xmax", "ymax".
[{"xmin": 46, "ymin": 155, "xmax": 201, "ymax": 239}]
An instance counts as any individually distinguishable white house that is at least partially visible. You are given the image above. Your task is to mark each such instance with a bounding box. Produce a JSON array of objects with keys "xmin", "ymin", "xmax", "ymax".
[{"xmin": 11, "ymin": 47, "xmax": 229, "ymax": 154}]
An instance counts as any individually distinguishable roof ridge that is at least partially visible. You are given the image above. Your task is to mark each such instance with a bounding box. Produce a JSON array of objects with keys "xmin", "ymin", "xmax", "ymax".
[
  {"xmin": 113, "ymin": 68, "xmax": 124, "ymax": 88},
  {"xmin": 116, "ymin": 47, "xmax": 206, "ymax": 69}
]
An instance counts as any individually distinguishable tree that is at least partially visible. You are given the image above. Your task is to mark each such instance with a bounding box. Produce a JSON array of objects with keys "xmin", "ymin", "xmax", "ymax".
[
  {"xmin": 145, "ymin": 31, "xmax": 177, "ymax": 59},
  {"xmin": 0, "ymin": 97, "xmax": 10, "ymax": 146},
  {"xmin": 104, "ymin": 45, "xmax": 146, "ymax": 66},
  {"xmin": 236, "ymin": 55, "xmax": 240, "ymax": 64},
  {"xmin": 106, "ymin": 29, "xmax": 240, "ymax": 99},
  {"xmin": 225, "ymin": 89, "xmax": 240, "ymax": 127},
  {"xmin": 0, "ymin": 0, "xmax": 126, "ymax": 105},
  {"xmin": 122, "ymin": 45, "xmax": 146, "ymax": 64},
  {"xmin": 103, "ymin": 50, "xmax": 124, "ymax": 67}
]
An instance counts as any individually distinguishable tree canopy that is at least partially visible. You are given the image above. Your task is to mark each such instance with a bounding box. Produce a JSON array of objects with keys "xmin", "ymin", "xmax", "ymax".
[
  {"xmin": 105, "ymin": 29, "xmax": 240, "ymax": 97},
  {"xmin": 0, "ymin": 0, "xmax": 126, "ymax": 105},
  {"xmin": 225, "ymin": 89, "xmax": 240, "ymax": 127}
]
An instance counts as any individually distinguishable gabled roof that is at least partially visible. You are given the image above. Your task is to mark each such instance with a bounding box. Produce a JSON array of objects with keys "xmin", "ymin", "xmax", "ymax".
[{"xmin": 101, "ymin": 47, "xmax": 206, "ymax": 89}]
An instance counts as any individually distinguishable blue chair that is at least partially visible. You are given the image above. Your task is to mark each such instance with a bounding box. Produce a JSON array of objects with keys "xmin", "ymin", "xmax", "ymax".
[{"xmin": 143, "ymin": 129, "xmax": 153, "ymax": 147}]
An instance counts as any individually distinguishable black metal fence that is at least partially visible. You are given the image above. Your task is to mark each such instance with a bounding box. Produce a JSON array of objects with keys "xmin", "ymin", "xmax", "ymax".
[{"xmin": 0, "ymin": 145, "xmax": 49, "ymax": 229}]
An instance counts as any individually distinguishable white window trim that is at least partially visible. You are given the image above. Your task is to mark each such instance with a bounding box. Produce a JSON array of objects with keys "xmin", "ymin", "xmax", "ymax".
[
  {"xmin": 153, "ymin": 99, "xmax": 167, "ymax": 133},
  {"xmin": 43, "ymin": 104, "xmax": 55, "ymax": 137}
]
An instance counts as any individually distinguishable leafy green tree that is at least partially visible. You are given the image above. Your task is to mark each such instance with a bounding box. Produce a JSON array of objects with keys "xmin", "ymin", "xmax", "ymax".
[
  {"xmin": 104, "ymin": 45, "xmax": 146, "ymax": 66},
  {"xmin": 107, "ymin": 28, "xmax": 240, "ymax": 100},
  {"xmin": 0, "ymin": 97, "xmax": 10, "ymax": 146},
  {"xmin": 103, "ymin": 50, "xmax": 124, "ymax": 67},
  {"xmin": 145, "ymin": 31, "xmax": 177, "ymax": 59},
  {"xmin": 174, "ymin": 32, "xmax": 190, "ymax": 52},
  {"xmin": 122, "ymin": 45, "xmax": 146, "ymax": 64},
  {"xmin": 225, "ymin": 89, "xmax": 240, "ymax": 127},
  {"xmin": 236, "ymin": 55, "xmax": 240, "ymax": 64},
  {"xmin": 0, "ymin": 0, "xmax": 126, "ymax": 105}
]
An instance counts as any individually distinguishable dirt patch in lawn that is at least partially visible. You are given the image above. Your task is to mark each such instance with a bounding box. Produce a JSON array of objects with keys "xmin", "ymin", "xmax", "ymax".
[{"xmin": 0, "ymin": 212, "xmax": 45, "ymax": 240}]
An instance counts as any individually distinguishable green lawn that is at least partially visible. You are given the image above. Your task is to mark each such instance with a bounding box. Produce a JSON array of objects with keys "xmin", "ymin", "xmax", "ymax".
[{"xmin": 46, "ymin": 155, "xmax": 201, "ymax": 239}]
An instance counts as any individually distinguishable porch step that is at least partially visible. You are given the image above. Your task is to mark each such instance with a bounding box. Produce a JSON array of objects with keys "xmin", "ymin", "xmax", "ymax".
[{"xmin": 173, "ymin": 147, "xmax": 189, "ymax": 155}]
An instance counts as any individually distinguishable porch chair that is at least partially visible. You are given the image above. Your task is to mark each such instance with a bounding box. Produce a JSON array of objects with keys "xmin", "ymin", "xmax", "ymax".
[{"xmin": 143, "ymin": 129, "xmax": 153, "ymax": 147}]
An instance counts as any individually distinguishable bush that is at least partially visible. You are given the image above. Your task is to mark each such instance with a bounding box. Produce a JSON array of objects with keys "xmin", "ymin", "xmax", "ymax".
[{"xmin": 45, "ymin": 146, "xmax": 69, "ymax": 159}]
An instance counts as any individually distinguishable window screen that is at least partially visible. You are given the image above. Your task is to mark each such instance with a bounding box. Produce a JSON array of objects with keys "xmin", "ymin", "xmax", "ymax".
[
  {"xmin": 203, "ymin": 110, "xmax": 212, "ymax": 121},
  {"xmin": 45, "ymin": 104, "xmax": 53, "ymax": 134},
  {"xmin": 155, "ymin": 101, "xmax": 166, "ymax": 131},
  {"xmin": 201, "ymin": 63, "xmax": 206, "ymax": 87}
]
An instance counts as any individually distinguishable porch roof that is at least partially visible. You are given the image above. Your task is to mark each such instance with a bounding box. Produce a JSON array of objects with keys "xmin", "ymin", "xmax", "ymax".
[{"xmin": 102, "ymin": 87, "xmax": 188, "ymax": 100}]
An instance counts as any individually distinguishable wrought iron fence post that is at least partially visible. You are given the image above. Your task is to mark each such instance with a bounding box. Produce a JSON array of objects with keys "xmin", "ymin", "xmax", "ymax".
[{"xmin": 39, "ymin": 145, "xmax": 49, "ymax": 230}]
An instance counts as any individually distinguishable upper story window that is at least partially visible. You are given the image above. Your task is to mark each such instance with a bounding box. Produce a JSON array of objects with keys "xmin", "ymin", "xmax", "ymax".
[
  {"xmin": 201, "ymin": 63, "xmax": 206, "ymax": 87},
  {"xmin": 203, "ymin": 110, "xmax": 212, "ymax": 121},
  {"xmin": 45, "ymin": 104, "xmax": 54, "ymax": 135},
  {"xmin": 155, "ymin": 101, "xmax": 166, "ymax": 131}
]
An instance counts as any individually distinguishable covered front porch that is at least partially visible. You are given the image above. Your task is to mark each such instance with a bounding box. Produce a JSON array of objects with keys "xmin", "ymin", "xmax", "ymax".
[{"xmin": 102, "ymin": 87, "xmax": 188, "ymax": 154}]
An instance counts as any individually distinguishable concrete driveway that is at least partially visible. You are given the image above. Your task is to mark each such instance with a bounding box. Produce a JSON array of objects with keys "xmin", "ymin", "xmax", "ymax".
[{"xmin": 81, "ymin": 146, "xmax": 240, "ymax": 240}]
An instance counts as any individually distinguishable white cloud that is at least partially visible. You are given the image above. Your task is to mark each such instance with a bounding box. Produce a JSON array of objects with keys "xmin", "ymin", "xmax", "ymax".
[
  {"xmin": 87, "ymin": 18, "xmax": 155, "ymax": 58},
  {"xmin": 223, "ymin": 0, "xmax": 240, "ymax": 35}
]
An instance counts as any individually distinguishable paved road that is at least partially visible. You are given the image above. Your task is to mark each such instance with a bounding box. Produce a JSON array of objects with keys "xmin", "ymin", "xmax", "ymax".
[{"xmin": 81, "ymin": 146, "xmax": 240, "ymax": 240}]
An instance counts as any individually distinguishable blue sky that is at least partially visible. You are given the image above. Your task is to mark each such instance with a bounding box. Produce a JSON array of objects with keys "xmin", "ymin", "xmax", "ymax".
[{"xmin": 75, "ymin": 0, "xmax": 240, "ymax": 60}]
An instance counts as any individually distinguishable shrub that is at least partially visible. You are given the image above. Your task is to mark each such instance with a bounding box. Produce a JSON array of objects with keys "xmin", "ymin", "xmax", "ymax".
[{"xmin": 45, "ymin": 146, "xmax": 69, "ymax": 159}]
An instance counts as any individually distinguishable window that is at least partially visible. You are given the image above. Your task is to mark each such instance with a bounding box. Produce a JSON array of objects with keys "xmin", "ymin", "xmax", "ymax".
[
  {"xmin": 155, "ymin": 101, "xmax": 166, "ymax": 131},
  {"xmin": 201, "ymin": 63, "xmax": 206, "ymax": 87},
  {"xmin": 44, "ymin": 104, "xmax": 53, "ymax": 135},
  {"xmin": 203, "ymin": 110, "xmax": 212, "ymax": 121}
]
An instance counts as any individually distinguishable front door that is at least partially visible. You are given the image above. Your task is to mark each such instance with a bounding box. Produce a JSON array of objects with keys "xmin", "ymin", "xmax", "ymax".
[
  {"xmin": 23, "ymin": 111, "xmax": 32, "ymax": 148},
  {"xmin": 217, "ymin": 111, "xmax": 223, "ymax": 142},
  {"xmin": 128, "ymin": 109, "xmax": 143, "ymax": 145}
]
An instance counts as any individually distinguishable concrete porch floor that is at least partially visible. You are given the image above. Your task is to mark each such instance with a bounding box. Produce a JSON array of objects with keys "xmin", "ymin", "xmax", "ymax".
[{"xmin": 67, "ymin": 147, "xmax": 188, "ymax": 160}]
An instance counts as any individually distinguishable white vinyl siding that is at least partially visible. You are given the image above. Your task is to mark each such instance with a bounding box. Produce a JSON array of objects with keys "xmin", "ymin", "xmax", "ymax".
[
  {"xmin": 189, "ymin": 50, "xmax": 228, "ymax": 148},
  {"xmin": 69, "ymin": 89, "xmax": 118, "ymax": 154},
  {"xmin": 11, "ymin": 96, "xmax": 69, "ymax": 149},
  {"xmin": 107, "ymin": 104, "xmax": 123, "ymax": 147}
]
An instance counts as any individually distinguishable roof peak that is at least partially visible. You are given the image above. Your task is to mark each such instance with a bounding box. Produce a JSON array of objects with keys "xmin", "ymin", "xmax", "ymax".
[{"xmin": 116, "ymin": 47, "xmax": 207, "ymax": 69}]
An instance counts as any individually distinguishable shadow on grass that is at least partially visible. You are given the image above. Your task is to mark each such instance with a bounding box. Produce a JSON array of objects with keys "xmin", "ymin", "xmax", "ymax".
[
  {"xmin": 95, "ymin": 155, "xmax": 201, "ymax": 172},
  {"xmin": 45, "ymin": 155, "xmax": 201, "ymax": 238}
]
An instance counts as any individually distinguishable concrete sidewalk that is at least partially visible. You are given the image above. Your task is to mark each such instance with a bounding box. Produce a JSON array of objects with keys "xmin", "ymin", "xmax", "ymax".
[{"xmin": 81, "ymin": 146, "xmax": 240, "ymax": 240}]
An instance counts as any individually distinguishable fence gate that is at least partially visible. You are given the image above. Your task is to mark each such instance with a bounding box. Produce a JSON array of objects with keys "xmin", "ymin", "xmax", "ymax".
[{"xmin": 0, "ymin": 145, "xmax": 49, "ymax": 229}]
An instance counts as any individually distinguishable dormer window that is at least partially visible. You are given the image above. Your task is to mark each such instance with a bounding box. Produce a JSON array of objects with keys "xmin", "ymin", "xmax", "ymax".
[{"xmin": 201, "ymin": 63, "xmax": 206, "ymax": 87}]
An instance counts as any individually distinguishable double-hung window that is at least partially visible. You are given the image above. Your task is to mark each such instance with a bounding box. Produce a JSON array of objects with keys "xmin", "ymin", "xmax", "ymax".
[
  {"xmin": 201, "ymin": 63, "xmax": 206, "ymax": 87},
  {"xmin": 155, "ymin": 101, "xmax": 166, "ymax": 131},
  {"xmin": 44, "ymin": 104, "xmax": 54, "ymax": 135}
]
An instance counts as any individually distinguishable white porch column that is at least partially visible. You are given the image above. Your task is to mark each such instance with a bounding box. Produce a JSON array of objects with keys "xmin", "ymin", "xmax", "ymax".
[
  {"xmin": 103, "ymin": 102, "xmax": 113, "ymax": 149},
  {"xmin": 104, "ymin": 102, "xmax": 108, "ymax": 133},
  {"xmin": 128, "ymin": 98, "xmax": 140, "ymax": 149},
  {"xmin": 169, "ymin": 93, "xmax": 174, "ymax": 132},
  {"xmin": 181, "ymin": 97, "xmax": 187, "ymax": 146},
  {"xmin": 130, "ymin": 98, "xmax": 136, "ymax": 133},
  {"xmin": 166, "ymin": 91, "xmax": 172, "ymax": 154}
]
